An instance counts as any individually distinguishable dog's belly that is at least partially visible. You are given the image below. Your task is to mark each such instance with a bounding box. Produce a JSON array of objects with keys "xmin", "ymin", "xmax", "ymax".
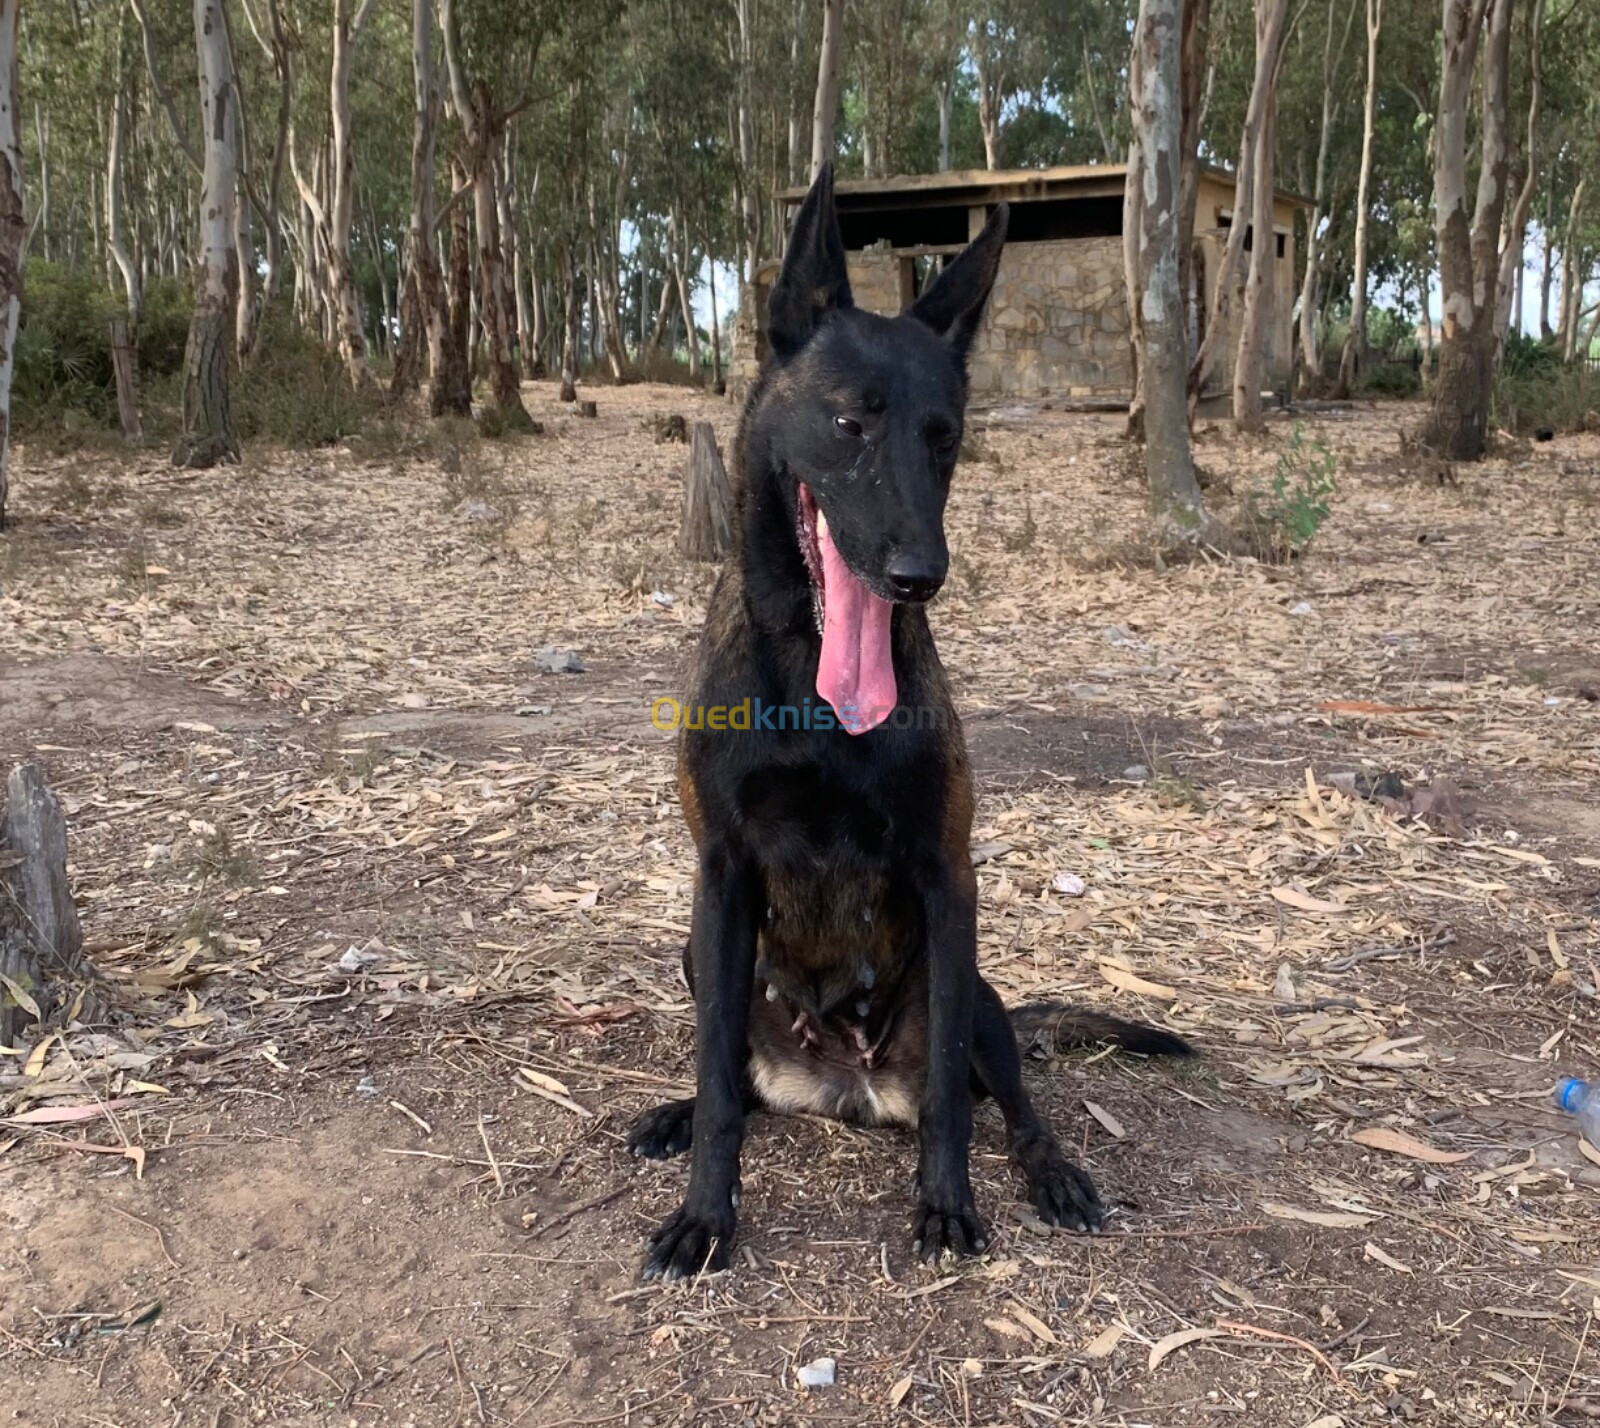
[
  {"xmin": 747, "ymin": 977, "xmax": 928, "ymax": 1128},
  {"xmin": 749, "ymin": 1047, "xmax": 921, "ymax": 1127},
  {"xmin": 749, "ymin": 1009, "xmax": 924, "ymax": 1129}
]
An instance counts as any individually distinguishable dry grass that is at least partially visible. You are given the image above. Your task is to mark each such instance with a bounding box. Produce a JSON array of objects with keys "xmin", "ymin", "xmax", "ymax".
[{"xmin": 0, "ymin": 384, "xmax": 1597, "ymax": 1426}]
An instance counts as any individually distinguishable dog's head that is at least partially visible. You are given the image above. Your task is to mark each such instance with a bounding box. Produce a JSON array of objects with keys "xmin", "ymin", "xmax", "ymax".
[{"xmin": 748, "ymin": 164, "xmax": 1007, "ymax": 732}]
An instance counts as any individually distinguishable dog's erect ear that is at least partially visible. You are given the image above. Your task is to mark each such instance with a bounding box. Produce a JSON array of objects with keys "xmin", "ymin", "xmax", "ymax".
[
  {"xmin": 768, "ymin": 163, "xmax": 853, "ymax": 358},
  {"xmin": 910, "ymin": 202, "xmax": 1008, "ymax": 359}
]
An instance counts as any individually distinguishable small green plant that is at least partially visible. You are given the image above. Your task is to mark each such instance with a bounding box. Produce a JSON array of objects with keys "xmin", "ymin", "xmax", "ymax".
[
  {"xmin": 1248, "ymin": 422, "xmax": 1338, "ymax": 559},
  {"xmin": 1000, "ymin": 496, "xmax": 1038, "ymax": 554}
]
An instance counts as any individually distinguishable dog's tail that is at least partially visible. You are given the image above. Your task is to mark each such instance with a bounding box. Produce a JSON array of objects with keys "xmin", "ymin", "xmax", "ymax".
[{"xmin": 1010, "ymin": 1002, "xmax": 1195, "ymax": 1059}]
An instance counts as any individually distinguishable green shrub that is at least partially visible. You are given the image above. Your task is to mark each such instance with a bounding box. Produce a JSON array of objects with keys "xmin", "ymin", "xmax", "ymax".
[
  {"xmin": 14, "ymin": 264, "xmax": 193, "ymax": 434},
  {"xmin": 1359, "ymin": 362, "xmax": 1421, "ymax": 398},
  {"xmin": 1493, "ymin": 361, "xmax": 1600, "ymax": 436},
  {"xmin": 14, "ymin": 262, "xmax": 122, "ymax": 425},
  {"xmin": 237, "ymin": 305, "xmax": 368, "ymax": 446},
  {"xmin": 138, "ymin": 276, "xmax": 193, "ymax": 379},
  {"xmin": 1241, "ymin": 422, "xmax": 1339, "ymax": 560}
]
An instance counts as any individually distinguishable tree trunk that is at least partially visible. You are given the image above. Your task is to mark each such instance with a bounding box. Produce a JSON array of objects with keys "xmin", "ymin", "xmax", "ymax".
[
  {"xmin": 1539, "ymin": 217, "xmax": 1554, "ymax": 340},
  {"xmin": 809, "ymin": 0, "xmax": 844, "ymax": 180},
  {"xmin": 936, "ymin": 78, "xmax": 954, "ymax": 172},
  {"xmin": 1232, "ymin": 0, "xmax": 1289, "ymax": 430},
  {"xmin": 679, "ymin": 421, "xmax": 734, "ymax": 560},
  {"xmin": 1298, "ymin": 0, "xmax": 1356, "ymax": 394},
  {"xmin": 1424, "ymin": 0, "xmax": 1516, "ymax": 460},
  {"xmin": 670, "ymin": 212, "xmax": 700, "ymax": 381},
  {"xmin": 326, "ymin": 0, "xmax": 375, "ymax": 391},
  {"xmin": 0, "ymin": 0, "xmax": 18, "ymax": 530},
  {"xmin": 109, "ymin": 317, "xmax": 143, "ymax": 440},
  {"xmin": 0, "ymin": 766, "xmax": 107, "ymax": 1046},
  {"xmin": 1122, "ymin": 109, "xmax": 1147, "ymax": 439},
  {"xmin": 1130, "ymin": 0, "xmax": 1220, "ymax": 546},
  {"xmin": 472, "ymin": 159, "xmax": 533, "ymax": 424},
  {"xmin": 392, "ymin": 0, "xmax": 444, "ymax": 403},
  {"xmin": 435, "ymin": 161, "xmax": 473, "ymax": 417},
  {"xmin": 1558, "ymin": 182, "xmax": 1586, "ymax": 361},
  {"xmin": 175, "ymin": 0, "xmax": 241, "ymax": 470},
  {"xmin": 974, "ymin": 52, "xmax": 1003, "ymax": 170},
  {"xmin": 559, "ymin": 240, "xmax": 579, "ymax": 403},
  {"xmin": 28, "ymin": 100, "xmax": 44, "ymax": 261},
  {"xmin": 512, "ymin": 160, "xmax": 537, "ymax": 374},
  {"xmin": 107, "ymin": 40, "xmax": 142, "ymax": 326},
  {"xmin": 1492, "ymin": 0, "xmax": 1543, "ymax": 369},
  {"xmin": 1337, "ymin": 0, "xmax": 1382, "ymax": 396},
  {"xmin": 735, "ymin": 0, "xmax": 759, "ymax": 285},
  {"xmin": 1177, "ymin": 0, "xmax": 1215, "ymax": 346},
  {"xmin": 1188, "ymin": 0, "xmax": 1289, "ymax": 412},
  {"xmin": 708, "ymin": 264, "xmax": 723, "ymax": 394},
  {"xmin": 787, "ymin": 0, "xmax": 805, "ymax": 183}
]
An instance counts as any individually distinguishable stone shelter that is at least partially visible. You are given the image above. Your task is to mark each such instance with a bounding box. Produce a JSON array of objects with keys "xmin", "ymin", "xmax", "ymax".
[{"xmin": 729, "ymin": 163, "xmax": 1307, "ymax": 406}]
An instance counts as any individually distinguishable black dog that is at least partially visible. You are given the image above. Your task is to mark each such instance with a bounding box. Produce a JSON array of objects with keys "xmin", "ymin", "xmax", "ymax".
[{"xmin": 628, "ymin": 166, "xmax": 1191, "ymax": 1281}]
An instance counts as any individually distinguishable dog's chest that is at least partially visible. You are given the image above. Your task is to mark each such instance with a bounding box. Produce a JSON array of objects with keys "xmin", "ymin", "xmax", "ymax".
[{"xmin": 739, "ymin": 753, "xmax": 922, "ymax": 992}]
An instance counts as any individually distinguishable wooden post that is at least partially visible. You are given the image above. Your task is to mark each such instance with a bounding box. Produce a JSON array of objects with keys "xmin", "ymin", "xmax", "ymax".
[
  {"xmin": 678, "ymin": 422, "xmax": 734, "ymax": 561},
  {"xmin": 1, "ymin": 765, "xmax": 104, "ymax": 1045},
  {"xmin": 109, "ymin": 317, "xmax": 143, "ymax": 440}
]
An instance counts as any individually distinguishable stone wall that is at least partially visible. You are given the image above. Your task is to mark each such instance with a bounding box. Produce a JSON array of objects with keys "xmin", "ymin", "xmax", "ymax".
[
  {"xmin": 844, "ymin": 248, "xmax": 905, "ymax": 316},
  {"xmin": 843, "ymin": 238, "xmax": 1132, "ymax": 401},
  {"xmin": 729, "ymin": 189, "xmax": 1301, "ymax": 406},
  {"xmin": 968, "ymin": 237, "xmax": 1130, "ymax": 399}
]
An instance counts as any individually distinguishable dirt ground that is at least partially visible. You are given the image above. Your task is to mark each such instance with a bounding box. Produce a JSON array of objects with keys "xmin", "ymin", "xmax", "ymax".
[{"xmin": 2, "ymin": 384, "xmax": 1598, "ymax": 1428}]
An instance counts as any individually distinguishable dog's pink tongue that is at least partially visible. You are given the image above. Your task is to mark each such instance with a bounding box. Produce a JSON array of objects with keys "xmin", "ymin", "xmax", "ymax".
[{"xmin": 817, "ymin": 522, "xmax": 896, "ymax": 735}]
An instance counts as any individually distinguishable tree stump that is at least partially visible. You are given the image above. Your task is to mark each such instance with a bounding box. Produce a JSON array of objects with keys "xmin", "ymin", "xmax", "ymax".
[
  {"xmin": 1, "ymin": 765, "xmax": 104, "ymax": 1045},
  {"xmin": 679, "ymin": 422, "xmax": 735, "ymax": 561},
  {"xmin": 571, "ymin": 399, "xmax": 598, "ymax": 419},
  {"xmin": 109, "ymin": 317, "xmax": 143, "ymax": 441}
]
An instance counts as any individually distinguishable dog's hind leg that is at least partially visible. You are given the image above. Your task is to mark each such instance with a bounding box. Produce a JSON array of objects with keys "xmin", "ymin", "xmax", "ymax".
[
  {"xmin": 627, "ymin": 1075, "xmax": 759, "ymax": 1161},
  {"xmin": 971, "ymin": 977, "xmax": 1104, "ymax": 1233}
]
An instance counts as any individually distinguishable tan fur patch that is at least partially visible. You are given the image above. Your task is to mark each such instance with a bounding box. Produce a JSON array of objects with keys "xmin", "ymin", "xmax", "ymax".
[{"xmin": 750, "ymin": 1049, "xmax": 920, "ymax": 1128}]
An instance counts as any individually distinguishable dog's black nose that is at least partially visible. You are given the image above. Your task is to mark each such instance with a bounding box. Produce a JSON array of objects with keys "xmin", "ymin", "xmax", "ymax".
[{"xmin": 886, "ymin": 556, "xmax": 944, "ymax": 603}]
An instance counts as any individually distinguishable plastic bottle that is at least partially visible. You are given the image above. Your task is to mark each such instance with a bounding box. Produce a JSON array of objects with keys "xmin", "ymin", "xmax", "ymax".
[{"xmin": 1555, "ymin": 1078, "xmax": 1600, "ymax": 1148}]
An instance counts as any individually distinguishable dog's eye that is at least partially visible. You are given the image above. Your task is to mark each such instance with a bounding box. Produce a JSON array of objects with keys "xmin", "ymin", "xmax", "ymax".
[
  {"xmin": 930, "ymin": 426, "xmax": 959, "ymax": 455},
  {"xmin": 834, "ymin": 416, "xmax": 863, "ymax": 438}
]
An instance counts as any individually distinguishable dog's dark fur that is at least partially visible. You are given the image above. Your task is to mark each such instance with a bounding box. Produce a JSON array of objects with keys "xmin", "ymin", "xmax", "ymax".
[{"xmin": 627, "ymin": 167, "xmax": 1192, "ymax": 1281}]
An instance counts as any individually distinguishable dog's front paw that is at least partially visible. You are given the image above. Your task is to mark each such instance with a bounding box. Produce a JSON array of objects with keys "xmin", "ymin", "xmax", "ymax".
[
  {"xmin": 911, "ymin": 1193, "xmax": 988, "ymax": 1261},
  {"xmin": 642, "ymin": 1200, "xmax": 736, "ymax": 1281},
  {"xmin": 627, "ymin": 1098, "xmax": 695, "ymax": 1160},
  {"xmin": 1016, "ymin": 1136, "xmax": 1104, "ymax": 1233}
]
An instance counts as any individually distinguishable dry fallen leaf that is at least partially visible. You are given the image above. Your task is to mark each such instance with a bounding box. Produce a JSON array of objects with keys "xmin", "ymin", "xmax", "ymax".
[
  {"xmin": 1262, "ymin": 1201, "xmax": 1375, "ymax": 1229},
  {"xmin": 984, "ymin": 1317, "xmax": 1030, "ymax": 1342},
  {"xmin": 1098, "ymin": 962, "xmax": 1178, "ymax": 1000},
  {"xmin": 1350, "ymin": 1126, "xmax": 1471, "ymax": 1164},
  {"xmin": 1363, "ymin": 1241, "xmax": 1413, "ymax": 1274},
  {"xmin": 1578, "ymin": 1139, "xmax": 1600, "ymax": 1169},
  {"xmin": 1148, "ymin": 1327, "xmax": 1223, "ymax": 1370},
  {"xmin": 1009, "ymin": 1303, "xmax": 1058, "ymax": 1345},
  {"xmin": 889, "ymin": 1375, "xmax": 913, "ymax": 1408},
  {"xmin": 515, "ymin": 1067, "xmax": 591, "ymax": 1118},
  {"xmin": 3, "ymin": 1098, "xmax": 137, "ymax": 1125},
  {"xmin": 1081, "ymin": 1323, "xmax": 1125, "ymax": 1359},
  {"xmin": 1271, "ymin": 886, "xmax": 1349, "ymax": 914},
  {"xmin": 1083, "ymin": 1100, "xmax": 1127, "ymax": 1139}
]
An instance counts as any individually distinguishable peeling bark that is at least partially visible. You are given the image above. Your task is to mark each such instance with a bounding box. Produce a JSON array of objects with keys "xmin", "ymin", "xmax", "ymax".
[
  {"xmin": 1131, "ymin": 0, "xmax": 1221, "ymax": 546},
  {"xmin": 1337, "ymin": 0, "xmax": 1382, "ymax": 396},
  {"xmin": 1424, "ymin": 0, "xmax": 1515, "ymax": 461},
  {"xmin": 1297, "ymin": 0, "xmax": 1356, "ymax": 393},
  {"xmin": 809, "ymin": 0, "xmax": 843, "ymax": 180},
  {"xmin": 0, "ymin": 0, "xmax": 20, "ymax": 529},
  {"xmin": 1189, "ymin": 0, "xmax": 1290, "ymax": 413},
  {"xmin": 174, "ymin": 0, "xmax": 241, "ymax": 470}
]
